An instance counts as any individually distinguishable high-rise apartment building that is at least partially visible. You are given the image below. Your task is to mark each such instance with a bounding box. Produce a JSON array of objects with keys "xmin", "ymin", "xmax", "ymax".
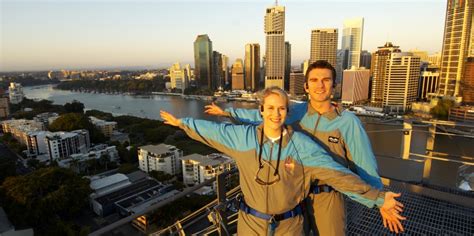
[
  {"xmin": 245, "ymin": 43, "xmax": 261, "ymax": 91},
  {"xmin": 264, "ymin": 5, "xmax": 285, "ymax": 89},
  {"xmin": 231, "ymin": 59, "xmax": 245, "ymax": 90},
  {"xmin": 181, "ymin": 153, "xmax": 234, "ymax": 191},
  {"xmin": 370, "ymin": 42, "xmax": 401, "ymax": 106},
  {"xmin": 285, "ymin": 41, "xmax": 291, "ymax": 90},
  {"xmin": 382, "ymin": 52, "xmax": 421, "ymax": 112},
  {"xmin": 341, "ymin": 67, "xmax": 370, "ymax": 105},
  {"xmin": 310, "ymin": 28, "xmax": 338, "ymax": 67},
  {"xmin": 194, "ymin": 34, "xmax": 213, "ymax": 89},
  {"xmin": 439, "ymin": 0, "xmax": 474, "ymax": 99},
  {"xmin": 342, "ymin": 17, "xmax": 364, "ymax": 70},
  {"xmin": 138, "ymin": 144, "xmax": 182, "ymax": 175}
]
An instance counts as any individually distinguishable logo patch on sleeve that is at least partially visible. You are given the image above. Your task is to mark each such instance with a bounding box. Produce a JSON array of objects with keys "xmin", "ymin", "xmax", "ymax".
[{"xmin": 328, "ymin": 136, "xmax": 340, "ymax": 143}]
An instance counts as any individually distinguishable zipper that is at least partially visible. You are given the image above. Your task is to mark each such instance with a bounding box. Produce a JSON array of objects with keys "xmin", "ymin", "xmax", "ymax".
[{"xmin": 312, "ymin": 113, "xmax": 322, "ymax": 135}]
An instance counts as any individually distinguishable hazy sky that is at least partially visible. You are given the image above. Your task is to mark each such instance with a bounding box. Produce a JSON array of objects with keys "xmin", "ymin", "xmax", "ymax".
[{"xmin": 1, "ymin": 0, "xmax": 446, "ymax": 72}]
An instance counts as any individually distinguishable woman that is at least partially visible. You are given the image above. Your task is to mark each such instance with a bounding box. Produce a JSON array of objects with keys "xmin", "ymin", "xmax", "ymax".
[{"xmin": 160, "ymin": 87, "xmax": 404, "ymax": 235}]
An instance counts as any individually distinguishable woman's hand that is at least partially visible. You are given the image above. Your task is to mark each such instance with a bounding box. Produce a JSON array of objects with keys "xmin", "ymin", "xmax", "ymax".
[
  {"xmin": 160, "ymin": 110, "xmax": 181, "ymax": 127},
  {"xmin": 380, "ymin": 192, "xmax": 406, "ymax": 233},
  {"xmin": 204, "ymin": 102, "xmax": 226, "ymax": 116}
]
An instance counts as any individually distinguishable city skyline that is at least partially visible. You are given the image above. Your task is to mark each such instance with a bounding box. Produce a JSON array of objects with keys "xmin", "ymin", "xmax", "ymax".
[{"xmin": 1, "ymin": 0, "xmax": 446, "ymax": 72}]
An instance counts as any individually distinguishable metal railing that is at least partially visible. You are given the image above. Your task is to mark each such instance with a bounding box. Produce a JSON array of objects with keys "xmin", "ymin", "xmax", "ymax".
[{"xmin": 88, "ymin": 120, "xmax": 474, "ymax": 236}]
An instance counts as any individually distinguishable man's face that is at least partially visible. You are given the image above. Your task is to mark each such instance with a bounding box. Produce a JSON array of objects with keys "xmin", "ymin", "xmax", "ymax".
[
  {"xmin": 260, "ymin": 93, "xmax": 287, "ymax": 131},
  {"xmin": 305, "ymin": 68, "xmax": 334, "ymax": 103}
]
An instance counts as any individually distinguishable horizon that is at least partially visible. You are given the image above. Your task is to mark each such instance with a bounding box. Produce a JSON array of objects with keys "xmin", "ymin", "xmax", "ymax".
[{"xmin": 1, "ymin": 0, "xmax": 446, "ymax": 72}]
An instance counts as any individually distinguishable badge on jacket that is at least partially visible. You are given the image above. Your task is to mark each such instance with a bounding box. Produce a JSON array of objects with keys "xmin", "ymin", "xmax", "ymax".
[
  {"xmin": 284, "ymin": 157, "xmax": 295, "ymax": 174},
  {"xmin": 328, "ymin": 136, "xmax": 340, "ymax": 143}
]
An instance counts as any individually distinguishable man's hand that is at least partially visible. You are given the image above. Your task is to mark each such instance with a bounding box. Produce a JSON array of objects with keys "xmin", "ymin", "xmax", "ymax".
[
  {"xmin": 160, "ymin": 110, "xmax": 181, "ymax": 127},
  {"xmin": 380, "ymin": 192, "xmax": 406, "ymax": 233},
  {"xmin": 204, "ymin": 102, "xmax": 226, "ymax": 116}
]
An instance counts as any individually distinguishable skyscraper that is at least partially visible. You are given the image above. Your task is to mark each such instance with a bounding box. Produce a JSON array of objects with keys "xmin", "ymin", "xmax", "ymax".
[
  {"xmin": 383, "ymin": 52, "xmax": 421, "ymax": 112},
  {"xmin": 439, "ymin": 0, "xmax": 474, "ymax": 99},
  {"xmin": 342, "ymin": 67, "xmax": 370, "ymax": 106},
  {"xmin": 285, "ymin": 41, "xmax": 291, "ymax": 91},
  {"xmin": 231, "ymin": 59, "xmax": 244, "ymax": 90},
  {"xmin": 264, "ymin": 4, "xmax": 285, "ymax": 89},
  {"xmin": 193, "ymin": 34, "xmax": 213, "ymax": 89},
  {"xmin": 310, "ymin": 28, "xmax": 338, "ymax": 67},
  {"xmin": 221, "ymin": 55, "xmax": 230, "ymax": 89},
  {"xmin": 244, "ymin": 43, "xmax": 261, "ymax": 91},
  {"xmin": 213, "ymin": 51, "xmax": 223, "ymax": 90},
  {"xmin": 370, "ymin": 42, "xmax": 401, "ymax": 106},
  {"xmin": 342, "ymin": 17, "xmax": 364, "ymax": 70}
]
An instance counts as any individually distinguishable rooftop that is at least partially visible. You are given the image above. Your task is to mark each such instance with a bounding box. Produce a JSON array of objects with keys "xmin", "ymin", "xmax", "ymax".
[
  {"xmin": 181, "ymin": 153, "xmax": 233, "ymax": 167},
  {"xmin": 139, "ymin": 144, "xmax": 177, "ymax": 155}
]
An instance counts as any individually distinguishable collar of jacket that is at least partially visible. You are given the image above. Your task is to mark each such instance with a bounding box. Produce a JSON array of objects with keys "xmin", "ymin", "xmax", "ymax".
[
  {"xmin": 306, "ymin": 102, "xmax": 342, "ymax": 120},
  {"xmin": 256, "ymin": 123, "xmax": 293, "ymax": 149}
]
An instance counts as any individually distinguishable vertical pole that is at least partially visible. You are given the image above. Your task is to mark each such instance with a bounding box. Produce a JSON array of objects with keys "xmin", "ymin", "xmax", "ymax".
[
  {"xmin": 176, "ymin": 220, "xmax": 185, "ymax": 236},
  {"xmin": 401, "ymin": 121, "xmax": 412, "ymax": 160},
  {"xmin": 423, "ymin": 124, "xmax": 436, "ymax": 184},
  {"xmin": 216, "ymin": 170, "xmax": 228, "ymax": 235}
]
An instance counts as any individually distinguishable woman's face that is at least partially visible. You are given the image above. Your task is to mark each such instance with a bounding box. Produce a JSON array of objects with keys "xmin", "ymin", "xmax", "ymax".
[{"xmin": 260, "ymin": 93, "xmax": 288, "ymax": 130}]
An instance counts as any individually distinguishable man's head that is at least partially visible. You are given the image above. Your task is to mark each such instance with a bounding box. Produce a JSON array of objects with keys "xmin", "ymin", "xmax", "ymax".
[
  {"xmin": 258, "ymin": 87, "xmax": 288, "ymax": 130},
  {"xmin": 304, "ymin": 60, "xmax": 336, "ymax": 103}
]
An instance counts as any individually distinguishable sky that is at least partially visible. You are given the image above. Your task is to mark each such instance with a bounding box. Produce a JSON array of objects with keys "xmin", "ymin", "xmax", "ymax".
[{"xmin": 0, "ymin": 0, "xmax": 446, "ymax": 72}]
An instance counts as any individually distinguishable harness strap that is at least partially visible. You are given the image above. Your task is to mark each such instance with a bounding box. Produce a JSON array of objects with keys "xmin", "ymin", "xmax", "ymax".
[
  {"xmin": 310, "ymin": 184, "xmax": 335, "ymax": 194},
  {"xmin": 238, "ymin": 197, "xmax": 304, "ymax": 222}
]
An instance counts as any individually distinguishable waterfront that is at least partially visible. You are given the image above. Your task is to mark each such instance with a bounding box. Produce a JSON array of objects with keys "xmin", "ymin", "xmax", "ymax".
[{"xmin": 23, "ymin": 85, "xmax": 474, "ymax": 190}]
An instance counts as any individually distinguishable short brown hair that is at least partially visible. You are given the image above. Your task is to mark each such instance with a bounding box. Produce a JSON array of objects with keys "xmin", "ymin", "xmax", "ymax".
[{"xmin": 305, "ymin": 60, "xmax": 337, "ymax": 88}]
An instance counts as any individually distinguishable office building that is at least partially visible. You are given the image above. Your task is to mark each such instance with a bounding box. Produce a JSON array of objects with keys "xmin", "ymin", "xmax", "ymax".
[
  {"xmin": 264, "ymin": 4, "xmax": 286, "ymax": 89},
  {"xmin": 310, "ymin": 28, "xmax": 338, "ymax": 67},
  {"xmin": 194, "ymin": 34, "xmax": 213, "ymax": 89},
  {"xmin": 245, "ymin": 43, "xmax": 261, "ymax": 91}
]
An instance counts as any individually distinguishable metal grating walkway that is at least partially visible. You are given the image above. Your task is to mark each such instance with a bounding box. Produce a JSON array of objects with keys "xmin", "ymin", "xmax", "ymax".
[{"xmin": 346, "ymin": 184, "xmax": 474, "ymax": 235}]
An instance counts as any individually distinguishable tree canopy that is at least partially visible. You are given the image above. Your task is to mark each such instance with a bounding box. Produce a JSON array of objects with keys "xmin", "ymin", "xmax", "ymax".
[{"xmin": 0, "ymin": 167, "xmax": 91, "ymax": 235}]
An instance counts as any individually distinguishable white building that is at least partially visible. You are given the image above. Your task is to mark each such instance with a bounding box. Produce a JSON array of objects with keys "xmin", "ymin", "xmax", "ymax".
[
  {"xmin": 34, "ymin": 112, "xmax": 59, "ymax": 127},
  {"xmin": 342, "ymin": 17, "xmax": 364, "ymax": 70},
  {"xmin": 169, "ymin": 62, "xmax": 188, "ymax": 91},
  {"xmin": 383, "ymin": 52, "xmax": 421, "ymax": 112},
  {"xmin": 264, "ymin": 4, "xmax": 286, "ymax": 89},
  {"xmin": 181, "ymin": 153, "xmax": 234, "ymax": 191},
  {"xmin": 1, "ymin": 119, "xmax": 44, "ymax": 145},
  {"xmin": 46, "ymin": 129, "xmax": 90, "ymax": 161},
  {"xmin": 8, "ymin": 82, "xmax": 24, "ymax": 104},
  {"xmin": 89, "ymin": 173, "xmax": 131, "ymax": 199},
  {"xmin": 58, "ymin": 144, "xmax": 119, "ymax": 171},
  {"xmin": 89, "ymin": 116, "xmax": 117, "ymax": 137},
  {"xmin": 138, "ymin": 144, "xmax": 182, "ymax": 175},
  {"xmin": 342, "ymin": 67, "xmax": 370, "ymax": 105}
]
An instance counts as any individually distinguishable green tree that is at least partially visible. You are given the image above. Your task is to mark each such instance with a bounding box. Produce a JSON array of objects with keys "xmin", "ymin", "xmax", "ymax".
[
  {"xmin": 1, "ymin": 167, "xmax": 91, "ymax": 234},
  {"xmin": 49, "ymin": 113, "xmax": 106, "ymax": 143},
  {"xmin": 64, "ymin": 100, "xmax": 85, "ymax": 113},
  {"xmin": 430, "ymin": 99, "xmax": 455, "ymax": 120}
]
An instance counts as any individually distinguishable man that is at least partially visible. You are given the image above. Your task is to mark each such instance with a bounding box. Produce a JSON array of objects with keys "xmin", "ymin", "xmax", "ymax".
[{"xmin": 204, "ymin": 60, "xmax": 404, "ymax": 234}]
